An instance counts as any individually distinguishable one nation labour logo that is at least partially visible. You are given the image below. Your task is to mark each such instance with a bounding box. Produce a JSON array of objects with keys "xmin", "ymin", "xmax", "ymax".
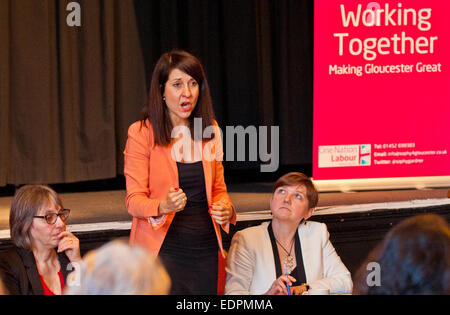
[{"xmin": 318, "ymin": 144, "xmax": 371, "ymax": 168}]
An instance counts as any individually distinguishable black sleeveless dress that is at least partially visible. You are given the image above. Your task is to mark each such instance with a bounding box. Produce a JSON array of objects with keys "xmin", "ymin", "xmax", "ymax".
[{"xmin": 158, "ymin": 161, "xmax": 218, "ymax": 295}]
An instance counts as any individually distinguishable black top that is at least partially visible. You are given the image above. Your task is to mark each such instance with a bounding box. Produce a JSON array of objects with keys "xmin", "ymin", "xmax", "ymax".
[
  {"xmin": 267, "ymin": 222, "xmax": 307, "ymax": 286},
  {"xmin": 0, "ymin": 246, "xmax": 71, "ymax": 295},
  {"xmin": 159, "ymin": 161, "xmax": 217, "ymax": 257}
]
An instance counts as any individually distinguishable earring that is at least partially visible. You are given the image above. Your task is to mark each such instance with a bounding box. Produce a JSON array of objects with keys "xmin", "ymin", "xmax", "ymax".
[{"xmin": 162, "ymin": 97, "xmax": 166, "ymax": 102}]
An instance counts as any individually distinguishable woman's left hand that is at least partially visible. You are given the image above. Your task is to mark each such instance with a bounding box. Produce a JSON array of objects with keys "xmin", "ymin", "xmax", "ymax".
[
  {"xmin": 209, "ymin": 201, "xmax": 233, "ymax": 225},
  {"xmin": 57, "ymin": 231, "xmax": 82, "ymax": 263}
]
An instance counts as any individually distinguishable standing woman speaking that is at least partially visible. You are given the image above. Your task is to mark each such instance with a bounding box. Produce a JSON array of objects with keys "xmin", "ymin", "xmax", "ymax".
[{"xmin": 124, "ymin": 50, "xmax": 236, "ymax": 294}]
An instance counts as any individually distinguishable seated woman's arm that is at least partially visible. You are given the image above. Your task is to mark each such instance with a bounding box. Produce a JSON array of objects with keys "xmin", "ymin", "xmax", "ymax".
[
  {"xmin": 308, "ymin": 224, "xmax": 353, "ymax": 294},
  {"xmin": 225, "ymin": 231, "xmax": 254, "ymax": 295}
]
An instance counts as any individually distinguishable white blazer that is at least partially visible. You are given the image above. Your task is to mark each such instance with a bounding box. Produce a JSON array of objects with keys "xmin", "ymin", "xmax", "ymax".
[{"xmin": 225, "ymin": 221, "xmax": 353, "ymax": 295}]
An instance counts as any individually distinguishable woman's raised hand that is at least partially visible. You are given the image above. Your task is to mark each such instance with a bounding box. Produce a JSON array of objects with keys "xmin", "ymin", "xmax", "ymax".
[
  {"xmin": 57, "ymin": 231, "xmax": 82, "ymax": 263},
  {"xmin": 209, "ymin": 200, "xmax": 233, "ymax": 225},
  {"xmin": 159, "ymin": 187, "xmax": 188, "ymax": 215}
]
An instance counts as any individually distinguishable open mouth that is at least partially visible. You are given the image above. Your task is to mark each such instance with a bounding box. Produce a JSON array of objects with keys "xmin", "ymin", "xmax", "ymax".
[{"xmin": 180, "ymin": 102, "xmax": 192, "ymax": 112}]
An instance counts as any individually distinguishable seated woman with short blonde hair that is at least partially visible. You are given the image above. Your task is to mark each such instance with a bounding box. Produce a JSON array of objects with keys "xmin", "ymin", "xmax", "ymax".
[{"xmin": 225, "ymin": 172, "xmax": 352, "ymax": 295}]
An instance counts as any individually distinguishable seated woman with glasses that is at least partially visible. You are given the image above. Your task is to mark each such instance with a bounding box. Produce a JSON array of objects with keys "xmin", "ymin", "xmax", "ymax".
[{"xmin": 0, "ymin": 185, "xmax": 81, "ymax": 295}]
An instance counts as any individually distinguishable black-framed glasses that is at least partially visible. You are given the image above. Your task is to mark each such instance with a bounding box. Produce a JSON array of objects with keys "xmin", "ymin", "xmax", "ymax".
[{"xmin": 33, "ymin": 209, "xmax": 71, "ymax": 225}]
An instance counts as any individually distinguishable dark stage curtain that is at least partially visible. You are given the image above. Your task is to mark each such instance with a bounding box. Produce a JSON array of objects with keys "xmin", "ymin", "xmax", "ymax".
[
  {"xmin": 134, "ymin": 0, "xmax": 314, "ymax": 172},
  {"xmin": 0, "ymin": 0, "xmax": 147, "ymax": 186},
  {"xmin": 0, "ymin": 0, "xmax": 313, "ymax": 186}
]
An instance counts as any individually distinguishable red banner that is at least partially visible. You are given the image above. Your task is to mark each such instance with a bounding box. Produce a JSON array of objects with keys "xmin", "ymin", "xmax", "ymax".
[{"xmin": 313, "ymin": 0, "xmax": 450, "ymax": 180}]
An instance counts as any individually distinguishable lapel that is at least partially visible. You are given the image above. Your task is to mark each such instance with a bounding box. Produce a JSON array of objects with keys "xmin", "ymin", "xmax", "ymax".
[
  {"xmin": 200, "ymin": 140, "xmax": 213, "ymax": 205},
  {"xmin": 298, "ymin": 223, "xmax": 312, "ymax": 283},
  {"xmin": 200, "ymin": 139, "xmax": 222, "ymax": 254},
  {"xmin": 261, "ymin": 222, "xmax": 277, "ymax": 280},
  {"xmin": 59, "ymin": 254, "xmax": 71, "ymax": 280},
  {"xmin": 17, "ymin": 248, "xmax": 70, "ymax": 295},
  {"xmin": 161, "ymin": 143, "xmax": 179, "ymax": 225},
  {"xmin": 17, "ymin": 248, "xmax": 44, "ymax": 295},
  {"xmin": 163, "ymin": 142, "xmax": 179, "ymax": 184}
]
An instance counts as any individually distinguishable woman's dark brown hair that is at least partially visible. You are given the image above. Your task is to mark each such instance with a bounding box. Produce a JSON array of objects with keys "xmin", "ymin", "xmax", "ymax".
[
  {"xmin": 10, "ymin": 185, "xmax": 63, "ymax": 250},
  {"xmin": 141, "ymin": 50, "xmax": 216, "ymax": 146},
  {"xmin": 273, "ymin": 172, "xmax": 319, "ymax": 209},
  {"xmin": 353, "ymin": 214, "xmax": 450, "ymax": 295}
]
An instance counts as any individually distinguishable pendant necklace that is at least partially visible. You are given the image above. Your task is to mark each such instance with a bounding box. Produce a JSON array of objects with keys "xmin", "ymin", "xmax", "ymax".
[{"xmin": 275, "ymin": 237, "xmax": 295, "ymax": 274}]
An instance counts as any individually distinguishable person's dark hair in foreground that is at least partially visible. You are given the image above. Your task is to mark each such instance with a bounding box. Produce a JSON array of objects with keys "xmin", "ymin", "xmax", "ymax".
[{"xmin": 353, "ymin": 214, "xmax": 450, "ymax": 295}]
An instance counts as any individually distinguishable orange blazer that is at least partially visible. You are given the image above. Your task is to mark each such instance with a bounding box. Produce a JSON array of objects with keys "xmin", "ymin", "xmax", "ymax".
[{"xmin": 124, "ymin": 120, "xmax": 236, "ymax": 258}]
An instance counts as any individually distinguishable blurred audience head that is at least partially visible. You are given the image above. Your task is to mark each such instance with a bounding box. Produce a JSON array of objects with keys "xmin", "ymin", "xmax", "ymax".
[
  {"xmin": 9, "ymin": 185, "xmax": 66, "ymax": 250},
  {"xmin": 64, "ymin": 239, "xmax": 170, "ymax": 295},
  {"xmin": 353, "ymin": 214, "xmax": 450, "ymax": 295}
]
